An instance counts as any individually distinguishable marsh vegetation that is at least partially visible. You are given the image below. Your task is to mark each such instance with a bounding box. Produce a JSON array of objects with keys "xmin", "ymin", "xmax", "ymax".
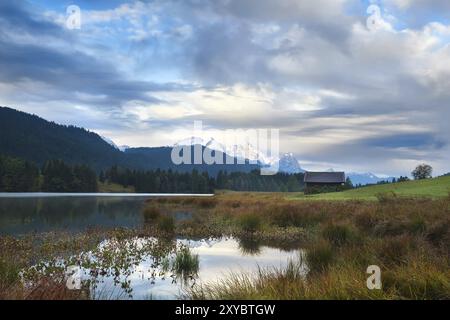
[{"xmin": 0, "ymin": 191, "xmax": 449, "ymax": 299}]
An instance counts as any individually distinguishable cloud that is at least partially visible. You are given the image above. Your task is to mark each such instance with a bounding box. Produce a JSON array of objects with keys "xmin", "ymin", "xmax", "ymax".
[{"xmin": 0, "ymin": 0, "xmax": 449, "ymax": 176}]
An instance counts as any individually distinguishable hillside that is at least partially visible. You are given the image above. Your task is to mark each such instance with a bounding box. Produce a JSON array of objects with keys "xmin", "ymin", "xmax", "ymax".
[
  {"xmin": 0, "ymin": 107, "xmax": 127, "ymax": 171},
  {"xmin": 0, "ymin": 107, "xmax": 259, "ymax": 175},
  {"xmin": 292, "ymin": 176, "xmax": 450, "ymax": 200}
]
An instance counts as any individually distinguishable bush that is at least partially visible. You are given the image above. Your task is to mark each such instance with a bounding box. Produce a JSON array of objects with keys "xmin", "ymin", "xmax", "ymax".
[
  {"xmin": 267, "ymin": 204, "xmax": 323, "ymax": 228},
  {"xmin": 157, "ymin": 215, "xmax": 175, "ymax": 234},
  {"xmin": 195, "ymin": 198, "xmax": 217, "ymax": 208},
  {"xmin": 376, "ymin": 235, "xmax": 413, "ymax": 267},
  {"xmin": 426, "ymin": 220, "xmax": 450, "ymax": 248},
  {"xmin": 376, "ymin": 191, "xmax": 397, "ymax": 203},
  {"xmin": 321, "ymin": 224, "xmax": 356, "ymax": 246},
  {"xmin": 408, "ymin": 215, "xmax": 427, "ymax": 234},
  {"xmin": 304, "ymin": 185, "xmax": 345, "ymax": 195},
  {"xmin": 238, "ymin": 213, "xmax": 262, "ymax": 233},
  {"xmin": 0, "ymin": 259, "xmax": 20, "ymax": 287},
  {"xmin": 373, "ymin": 218, "xmax": 413, "ymax": 237},
  {"xmin": 304, "ymin": 241, "xmax": 334, "ymax": 273},
  {"xmin": 173, "ymin": 247, "xmax": 199, "ymax": 276},
  {"xmin": 353, "ymin": 211, "xmax": 380, "ymax": 232},
  {"xmin": 142, "ymin": 206, "xmax": 161, "ymax": 222}
]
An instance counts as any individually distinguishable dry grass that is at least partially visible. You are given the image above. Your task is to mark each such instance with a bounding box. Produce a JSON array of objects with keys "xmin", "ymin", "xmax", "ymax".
[
  {"xmin": 1, "ymin": 192, "xmax": 449, "ymax": 300},
  {"xmin": 166, "ymin": 192, "xmax": 450, "ymax": 300}
]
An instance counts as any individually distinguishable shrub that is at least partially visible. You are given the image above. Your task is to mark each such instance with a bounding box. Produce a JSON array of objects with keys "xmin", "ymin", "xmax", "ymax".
[
  {"xmin": 195, "ymin": 198, "xmax": 217, "ymax": 208},
  {"xmin": 304, "ymin": 185, "xmax": 345, "ymax": 195},
  {"xmin": 238, "ymin": 213, "xmax": 262, "ymax": 233},
  {"xmin": 142, "ymin": 206, "xmax": 161, "ymax": 222},
  {"xmin": 173, "ymin": 247, "xmax": 199, "ymax": 276},
  {"xmin": 376, "ymin": 191, "xmax": 397, "ymax": 203},
  {"xmin": 373, "ymin": 219, "xmax": 409, "ymax": 237},
  {"xmin": 0, "ymin": 259, "xmax": 20, "ymax": 287},
  {"xmin": 157, "ymin": 215, "xmax": 175, "ymax": 234},
  {"xmin": 304, "ymin": 241, "xmax": 334, "ymax": 273},
  {"xmin": 376, "ymin": 235, "xmax": 413, "ymax": 267},
  {"xmin": 353, "ymin": 211, "xmax": 380, "ymax": 232},
  {"xmin": 321, "ymin": 224, "xmax": 356, "ymax": 246},
  {"xmin": 268, "ymin": 204, "xmax": 323, "ymax": 228},
  {"xmin": 426, "ymin": 220, "xmax": 450, "ymax": 248},
  {"xmin": 408, "ymin": 215, "xmax": 427, "ymax": 234}
]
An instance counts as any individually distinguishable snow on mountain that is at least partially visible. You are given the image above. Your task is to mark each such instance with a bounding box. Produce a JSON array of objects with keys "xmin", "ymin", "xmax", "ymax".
[
  {"xmin": 118, "ymin": 145, "xmax": 130, "ymax": 152},
  {"xmin": 229, "ymin": 141, "xmax": 277, "ymax": 164},
  {"xmin": 174, "ymin": 136, "xmax": 278, "ymax": 165},
  {"xmin": 277, "ymin": 153, "xmax": 305, "ymax": 174},
  {"xmin": 174, "ymin": 136, "xmax": 205, "ymax": 147},
  {"xmin": 174, "ymin": 136, "xmax": 305, "ymax": 173},
  {"xmin": 100, "ymin": 135, "xmax": 120, "ymax": 150}
]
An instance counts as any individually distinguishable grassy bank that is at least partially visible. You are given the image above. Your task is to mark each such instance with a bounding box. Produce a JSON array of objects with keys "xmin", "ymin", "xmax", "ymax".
[{"xmin": 97, "ymin": 182, "xmax": 135, "ymax": 193}]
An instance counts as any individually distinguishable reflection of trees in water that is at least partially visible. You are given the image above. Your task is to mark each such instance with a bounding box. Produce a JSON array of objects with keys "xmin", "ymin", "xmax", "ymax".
[
  {"xmin": 98, "ymin": 198, "xmax": 145, "ymax": 220},
  {"xmin": 22, "ymin": 237, "xmax": 200, "ymax": 299},
  {"xmin": 37, "ymin": 198, "xmax": 98, "ymax": 225},
  {"xmin": 0, "ymin": 197, "xmax": 146, "ymax": 234},
  {"xmin": 238, "ymin": 237, "xmax": 262, "ymax": 256},
  {"xmin": 0, "ymin": 198, "xmax": 41, "ymax": 227},
  {"xmin": 238, "ymin": 237, "xmax": 302, "ymax": 255}
]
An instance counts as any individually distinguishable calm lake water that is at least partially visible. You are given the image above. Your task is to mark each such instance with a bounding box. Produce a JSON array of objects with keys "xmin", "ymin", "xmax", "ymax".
[
  {"xmin": 0, "ymin": 193, "xmax": 211, "ymax": 235},
  {"xmin": 77, "ymin": 237, "xmax": 302, "ymax": 300},
  {"xmin": 1, "ymin": 194, "xmax": 302, "ymax": 300}
]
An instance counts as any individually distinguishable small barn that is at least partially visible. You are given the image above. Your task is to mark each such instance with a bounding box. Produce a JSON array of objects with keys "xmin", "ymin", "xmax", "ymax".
[{"xmin": 304, "ymin": 172, "xmax": 346, "ymax": 193}]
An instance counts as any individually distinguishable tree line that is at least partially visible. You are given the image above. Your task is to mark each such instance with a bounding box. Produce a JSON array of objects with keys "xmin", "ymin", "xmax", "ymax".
[
  {"xmin": 0, "ymin": 155, "xmax": 97, "ymax": 192},
  {"xmin": 101, "ymin": 166, "xmax": 305, "ymax": 193},
  {"xmin": 1, "ymin": 155, "xmax": 306, "ymax": 193},
  {"xmin": 4, "ymin": 154, "xmax": 433, "ymax": 194}
]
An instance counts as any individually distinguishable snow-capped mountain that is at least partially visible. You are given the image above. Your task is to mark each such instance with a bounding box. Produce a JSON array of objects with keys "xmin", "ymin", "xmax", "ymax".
[
  {"xmin": 278, "ymin": 153, "xmax": 305, "ymax": 174},
  {"xmin": 347, "ymin": 172, "xmax": 395, "ymax": 186},
  {"xmin": 174, "ymin": 136, "xmax": 278, "ymax": 165},
  {"xmin": 174, "ymin": 136, "xmax": 305, "ymax": 173},
  {"xmin": 174, "ymin": 136, "xmax": 206, "ymax": 147}
]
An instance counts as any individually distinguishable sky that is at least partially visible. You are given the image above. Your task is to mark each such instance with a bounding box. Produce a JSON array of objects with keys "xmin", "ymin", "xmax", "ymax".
[{"xmin": 0, "ymin": 0, "xmax": 450, "ymax": 176}]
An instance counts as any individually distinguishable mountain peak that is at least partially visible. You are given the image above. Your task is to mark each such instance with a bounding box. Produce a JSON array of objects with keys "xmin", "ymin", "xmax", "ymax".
[{"xmin": 277, "ymin": 153, "xmax": 305, "ymax": 174}]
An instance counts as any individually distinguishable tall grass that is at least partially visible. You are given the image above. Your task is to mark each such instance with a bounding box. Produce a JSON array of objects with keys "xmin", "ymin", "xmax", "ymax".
[
  {"xmin": 143, "ymin": 206, "xmax": 161, "ymax": 222},
  {"xmin": 2, "ymin": 192, "xmax": 449, "ymax": 300},
  {"xmin": 173, "ymin": 247, "xmax": 199, "ymax": 277},
  {"xmin": 237, "ymin": 213, "xmax": 262, "ymax": 232},
  {"xmin": 157, "ymin": 215, "xmax": 175, "ymax": 234},
  {"xmin": 178, "ymin": 192, "xmax": 450, "ymax": 300}
]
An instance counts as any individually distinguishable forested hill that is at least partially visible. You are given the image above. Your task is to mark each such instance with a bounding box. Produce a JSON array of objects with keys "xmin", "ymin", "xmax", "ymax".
[
  {"xmin": 0, "ymin": 106, "xmax": 126, "ymax": 171},
  {"xmin": 0, "ymin": 107, "xmax": 259, "ymax": 174}
]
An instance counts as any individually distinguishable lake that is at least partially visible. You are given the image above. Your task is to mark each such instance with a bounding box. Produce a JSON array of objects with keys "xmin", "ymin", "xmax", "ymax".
[
  {"xmin": 0, "ymin": 193, "xmax": 211, "ymax": 235},
  {"xmin": 1, "ymin": 194, "xmax": 303, "ymax": 300}
]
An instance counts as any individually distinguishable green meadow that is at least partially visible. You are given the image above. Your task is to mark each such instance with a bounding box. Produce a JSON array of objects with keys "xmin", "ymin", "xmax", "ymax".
[{"xmin": 290, "ymin": 176, "xmax": 450, "ymax": 201}]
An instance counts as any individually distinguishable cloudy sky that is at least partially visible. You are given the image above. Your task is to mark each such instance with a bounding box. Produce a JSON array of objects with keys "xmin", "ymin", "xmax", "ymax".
[{"xmin": 1, "ymin": 0, "xmax": 450, "ymax": 176}]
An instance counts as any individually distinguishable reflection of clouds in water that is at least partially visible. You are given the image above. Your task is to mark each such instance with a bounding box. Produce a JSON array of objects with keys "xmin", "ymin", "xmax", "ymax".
[
  {"xmin": 178, "ymin": 237, "xmax": 225, "ymax": 249},
  {"xmin": 73, "ymin": 237, "xmax": 302, "ymax": 300}
]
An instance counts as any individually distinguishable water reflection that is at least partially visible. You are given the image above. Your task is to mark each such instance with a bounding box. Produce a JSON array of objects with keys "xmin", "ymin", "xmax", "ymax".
[
  {"xmin": 238, "ymin": 237, "xmax": 262, "ymax": 255},
  {"xmin": 23, "ymin": 237, "xmax": 303, "ymax": 300},
  {"xmin": 0, "ymin": 197, "xmax": 146, "ymax": 235}
]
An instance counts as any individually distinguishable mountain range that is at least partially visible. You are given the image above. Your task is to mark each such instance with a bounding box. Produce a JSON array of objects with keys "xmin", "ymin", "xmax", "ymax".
[
  {"xmin": 0, "ymin": 106, "xmax": 396, "ymax": 183},
  {"xmin": 173, "ymin": 136, "xmax": 305, "ymax": 174},
  {"xmin": 346, "ymin": 172, "xmax": 395, "ymax": 185},
  {"xmin": 0, "ymin": 107, "xmax": 258, "ymax": 175}
]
